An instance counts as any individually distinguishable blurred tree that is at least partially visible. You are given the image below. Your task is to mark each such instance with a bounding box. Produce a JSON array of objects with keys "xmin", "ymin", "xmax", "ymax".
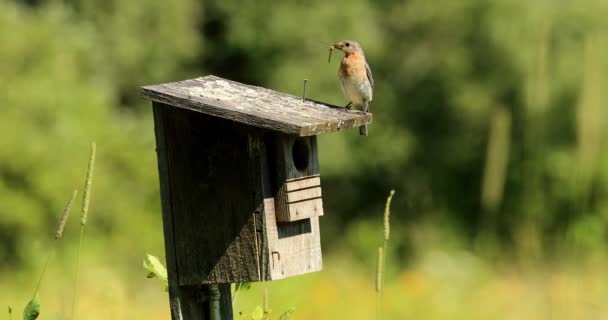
[
  {"xmin": 0, "ymin": 0, "xmax": 201, "ymax": 267},
  {"xmin": 2, "ymin": 0, "xmax": 608, "ymax": 271}
]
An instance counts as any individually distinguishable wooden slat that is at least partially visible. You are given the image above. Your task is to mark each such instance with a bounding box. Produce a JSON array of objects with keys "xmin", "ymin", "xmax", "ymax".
[
  {"xmin": 288, "ymin": 198, "xmax": 324, "ymax": 220},
  {"xmin": 287, "ymin": 187, "xmax": 322, "ymax": 203},
  {"xmin": 141, "ymin": 75, "xmax": 372, "ymax": 136},
  {"xmin": 286, "ymin": 176, "xmax": 321, "ymax": 192}
]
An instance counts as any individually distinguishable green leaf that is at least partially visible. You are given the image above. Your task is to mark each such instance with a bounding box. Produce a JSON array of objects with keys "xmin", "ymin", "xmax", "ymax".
[
  {"xmin": 143, "ymin": 254, "xmax": 168, "ymax": 291},
  {"xmin": 23, "ymin": 294, "xmax": 40, "ymax": 320},
  {"xmin": 251, "ymin": 306, "xmax": 263, "ymax": 320},
  {"xmin": 278, "ymin": 308, "xmax": 296, "ymax": 320}
]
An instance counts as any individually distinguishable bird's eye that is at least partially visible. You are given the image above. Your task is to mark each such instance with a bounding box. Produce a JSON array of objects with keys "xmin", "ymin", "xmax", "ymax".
[{"xmin": 345, "ymin": 42, "xmax": 350, "ymax": 47}]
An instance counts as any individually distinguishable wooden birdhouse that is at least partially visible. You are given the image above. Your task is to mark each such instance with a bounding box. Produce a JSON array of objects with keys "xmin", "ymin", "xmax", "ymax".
[{"xmin": 141, "ymin": 75, "xmax": 371, "ymax": 319}]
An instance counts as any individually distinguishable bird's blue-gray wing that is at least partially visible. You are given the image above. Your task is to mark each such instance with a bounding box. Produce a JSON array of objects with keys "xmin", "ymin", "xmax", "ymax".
[{"xmin": 365, "ymin": 61, "xmax": 374, "ymax": 89}]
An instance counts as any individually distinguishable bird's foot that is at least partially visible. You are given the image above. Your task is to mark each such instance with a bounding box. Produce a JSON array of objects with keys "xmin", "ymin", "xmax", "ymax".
[{"xmin": 344, "ymin": 102, "xmax": 352, "ymax": 110}]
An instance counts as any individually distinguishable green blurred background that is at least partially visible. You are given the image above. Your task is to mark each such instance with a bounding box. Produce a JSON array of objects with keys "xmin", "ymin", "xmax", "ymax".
[{"xmin": 2, "ymin": 0, "xmax": 608, "ymax": 319}]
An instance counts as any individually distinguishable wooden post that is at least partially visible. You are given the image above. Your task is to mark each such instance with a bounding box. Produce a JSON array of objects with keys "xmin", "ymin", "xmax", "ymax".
[
  {"xmin": 143, "ymin": 75, "xmax": 372, "ymax": 320},
  {"xmin": 153, "ymin": 103, "xmax": 234, "ymax": 319}
]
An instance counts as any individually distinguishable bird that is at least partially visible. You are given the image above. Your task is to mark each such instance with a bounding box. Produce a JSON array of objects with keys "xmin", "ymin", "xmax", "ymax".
[{"xmin": 332, "ymin": 40, "xmax": 374, "ymax": 136}]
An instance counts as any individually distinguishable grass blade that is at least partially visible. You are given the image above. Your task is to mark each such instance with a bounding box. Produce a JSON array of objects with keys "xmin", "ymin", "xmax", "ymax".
[
  {"xmin": 72, "ymin": 142, "xmax": 96, "ymax": 320},
  {"xmin": 56, "ymin": 190, "xmax": 78, "ymax": 240},
  {"xmin": 377, "ymin": 190, "xmax": 395, "ymax": 320},
  {"xmin": 383, "ymin": 190, "xmax": 395, "ymax": 242},
  {"xmin": 375, "ymin": 247, "xmax": 384, "ymax": 293},
  {"xmin": 80, "ymin": 142, "xmax": 96, "ymax": 226}
]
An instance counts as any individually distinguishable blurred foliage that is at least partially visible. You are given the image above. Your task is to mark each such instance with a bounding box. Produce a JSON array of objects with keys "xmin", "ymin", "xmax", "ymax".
[{"xmin": 1, "ymin": 0, "xmax": 608, "ymax": 317}]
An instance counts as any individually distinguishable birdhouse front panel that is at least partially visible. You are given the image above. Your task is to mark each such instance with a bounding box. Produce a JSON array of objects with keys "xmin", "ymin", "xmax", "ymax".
[
  {"xmin": 273, "ymin": 135, "xmax": 324, "ymax": 222},
  {"xmin": 264, "ymin": 198, "xmax": 322, "ymax": 280},
  {"xmin": 248, "ymin": 132, "xmax": 323, "ymax": 281}
]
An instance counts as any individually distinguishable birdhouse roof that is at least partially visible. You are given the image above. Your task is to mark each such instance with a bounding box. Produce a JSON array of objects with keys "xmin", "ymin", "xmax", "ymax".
[{"xmin": 141, "ymin": 75, "xmax": 372, "ymax": 136}]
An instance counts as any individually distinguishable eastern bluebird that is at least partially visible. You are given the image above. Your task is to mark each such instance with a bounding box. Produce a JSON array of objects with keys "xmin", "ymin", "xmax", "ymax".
[{"xmin": 332, "ymin": 40, "xmax": 374, "ymax": 136}]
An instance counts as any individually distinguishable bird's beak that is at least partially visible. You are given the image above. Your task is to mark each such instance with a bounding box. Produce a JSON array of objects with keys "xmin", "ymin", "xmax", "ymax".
[{"xmin": 332, "ymin": 43, "xmax": 343, "ymax": 50}]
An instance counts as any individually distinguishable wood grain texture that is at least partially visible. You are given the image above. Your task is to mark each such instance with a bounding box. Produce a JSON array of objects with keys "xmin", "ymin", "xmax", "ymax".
[
  {"xmin": 286, "ymin": 176, "xmax": 321, "ymax": 191},
  {"xmin": 153, "ymin": 100, "xmax": 324, "ymax": 317},
  {"xmin": 154, "ymin": 103, "xmax": 321, "ymax": 286},
  {"xmin": 154, "ymin": 103, "xmax": 208, "ymax": 320},
  {"xmin": 273, "ymin": 135, "xmax": 324, "ymax": 222},
  {"xmin": 155, "ymin": 103, "xmax": 264, "ymax": 285},
  {"xmin": 287, "ymin": 187, "xmax": 322, "ymax": 203},
  {"xmin": 264, "ymin": 199, "xmax": 323, "ymax": 279},
  {"xmin": 288, "ymin": 199, "xmax": 323, "ymax": 220},
  {"xmin": 247, "ymin": 130, "xmax": 273, "ymax": 281},
  {"xmin": 250, "ymin": 130, "xmax": 323, "ymax": 280},
  {"xmin": 141, "ymin": 75, "xmax": 372, "ymax": 136}
]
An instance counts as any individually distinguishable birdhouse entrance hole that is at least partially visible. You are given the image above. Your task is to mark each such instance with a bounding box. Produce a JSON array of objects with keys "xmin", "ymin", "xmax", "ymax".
[{"xmin": 292, "ymin": 138, "xmax": 310, "ymax": 172}]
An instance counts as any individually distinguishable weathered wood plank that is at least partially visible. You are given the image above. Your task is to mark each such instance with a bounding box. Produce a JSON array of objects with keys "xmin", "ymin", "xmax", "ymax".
[
  {"xmin": 248, "ymin": 129, "xmax": 273, "ymax": 281},
  {"xmin": 158, "ymin": 104, "xmax": 265, "ymax": 285},
  {"xmin": 141, "ymin": 75, "xmax": 372, "ymax": 136},
  {"xmin": 288, "ymin": 199, "xmax": 324, "ymax": 221},
  {"xmin": 248, "ymin": 128, "xmax": 323, "ymax": 280},
  {"xmin": 153, "ymin": 103, "xmax": 207, "ymax": 320},
  {"xmin": 263, "ymin": 199, "xmax": 323, "ymax": 279},
  {"xmin": 286, "ymin": 175, "xmax": 321, "ymax": 192},
  {"xmin": 287, "ymin": 187, "xmax": 322, "ymax": 203}
]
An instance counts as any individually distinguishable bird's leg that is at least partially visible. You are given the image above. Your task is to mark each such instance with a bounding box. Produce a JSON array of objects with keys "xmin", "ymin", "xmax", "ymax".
[
  {"xmin": 344, "ymin": 102, "xmax": 352, "ymax": 110},
  {"xmin": 363, "ymin": 101, "xmax": 369, "ymax": 114}
]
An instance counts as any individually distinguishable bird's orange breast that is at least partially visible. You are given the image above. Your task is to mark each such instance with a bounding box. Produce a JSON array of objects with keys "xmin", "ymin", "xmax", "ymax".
[{"xmin": 339, "ymin": 52, "xmax": 368, "ymax": 81}]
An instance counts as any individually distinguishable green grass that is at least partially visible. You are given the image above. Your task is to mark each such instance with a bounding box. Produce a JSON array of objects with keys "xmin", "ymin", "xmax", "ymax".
[
  {"xmin": 5, "ymin": 233, "xmax": 608, "ymax": 319},
  {"xmin": 9, "ymin": 144, "xmax": 96, "ymax": 320},
  {"xmin": 71, "ymin": 142, "xmax": 96, "ymax": 320}
]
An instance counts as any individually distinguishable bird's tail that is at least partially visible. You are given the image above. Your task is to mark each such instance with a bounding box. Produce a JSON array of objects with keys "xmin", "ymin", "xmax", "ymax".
[
  {"xmin": 359, "ymin": 124, "xmax": 368, "ymax": 136},
  {"xmin": 359, "ymin": 101, "xmax": 369, "ymax": 136}
]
